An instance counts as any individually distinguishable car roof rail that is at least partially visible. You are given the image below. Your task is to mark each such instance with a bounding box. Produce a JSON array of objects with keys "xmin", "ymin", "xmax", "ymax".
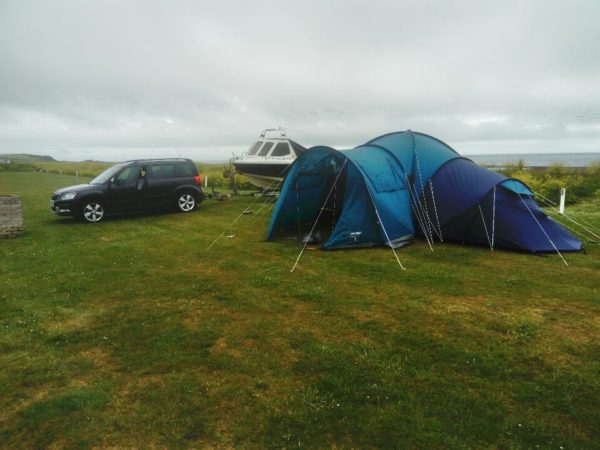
[{"xmin": 122, "ymin": 158, "xmax": 194, "ymax": 163}]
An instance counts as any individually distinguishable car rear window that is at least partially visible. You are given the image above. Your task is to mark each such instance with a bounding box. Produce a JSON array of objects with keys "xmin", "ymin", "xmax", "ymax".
[
  {"xmin": 175, "ymin": 163, "xmax": 196, "ymax": 177},
  {"xmin": 149, "ymin": 164, "xmax": 175, "ymax": 179}
]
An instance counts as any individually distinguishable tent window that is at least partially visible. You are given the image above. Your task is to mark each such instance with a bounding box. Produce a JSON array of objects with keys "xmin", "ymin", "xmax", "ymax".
[
  {"xmin": 271, "ymin": 142, "xmax": 290, "ymax": 157},
  {"xmin": 258, "ymin": 142, "xmax": 274, "ymax": 156},
  {"xmin": 500, "ymin": 179, "xmax": 533, "ymax": 196},
  {"xmin": 247, "ymin": 141, "xmax": 263, "ymax": 156}
]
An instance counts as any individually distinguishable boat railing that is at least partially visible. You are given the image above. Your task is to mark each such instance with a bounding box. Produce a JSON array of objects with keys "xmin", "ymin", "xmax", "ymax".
[{"xmin": 260, "ymin": 127, "xmax": 287, "ymax": 139}]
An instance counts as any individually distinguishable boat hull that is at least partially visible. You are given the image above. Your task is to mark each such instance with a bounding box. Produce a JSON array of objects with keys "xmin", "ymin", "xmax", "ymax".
[{"xmin": 233, "ymin": 161, "xmax": 291, "ymax": 189}]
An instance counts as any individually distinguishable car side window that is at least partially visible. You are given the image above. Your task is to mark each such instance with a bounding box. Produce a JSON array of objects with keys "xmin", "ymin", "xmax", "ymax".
[
  {"xmin": 174, "ymin": 163, "xmax": 195, "ymax": 177},
  {"xmin": 115, "ymin": 166, "xmax": 139, "ymax": 187},
  {"xmin": 149, "ymin": 164, "xmax": 175, "ymax": 179}
]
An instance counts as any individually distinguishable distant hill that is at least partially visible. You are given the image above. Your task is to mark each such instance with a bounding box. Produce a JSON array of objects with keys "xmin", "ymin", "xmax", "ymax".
[{"xmin": 0, "ymin": 153, "xmax": 57, "ymax": 163}]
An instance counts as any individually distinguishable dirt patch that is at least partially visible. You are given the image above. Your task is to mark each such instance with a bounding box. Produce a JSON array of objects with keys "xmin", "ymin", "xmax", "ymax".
[
  {"xmin": 183, "ymin": 310, "xmax": 203, "ymax": 329},
  {"xmin": 0, "ymin": 385, "xmax": 53, "ymax": 422},
  {"xmin": 211, "ymin": 337, "xmax": 242, "ymax": 359},
  {"xmin": 47, "ymin": 311, "xmax": 97, "ymax": 334},
  {"xmin": 211, "ymin": 336, "xmax": 227, "ymax": 353},
  {"xmin": 79, "ymin": 348, "xmax": 113, "ymax": 370},
  {"xmin": 547, "ymin": 318, "xmax": 599, "ymax": 345}
]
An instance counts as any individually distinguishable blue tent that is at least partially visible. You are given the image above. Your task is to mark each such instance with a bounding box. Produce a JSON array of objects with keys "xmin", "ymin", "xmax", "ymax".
[{"xmin": 266, "ymin": 130, "xmax": 582, "ymax": 253}]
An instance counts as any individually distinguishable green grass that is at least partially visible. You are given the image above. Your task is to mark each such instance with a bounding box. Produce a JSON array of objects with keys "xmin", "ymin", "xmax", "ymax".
[{"xmin": 1, "ymin": 171, "xmax": 599, "ymax": 449}]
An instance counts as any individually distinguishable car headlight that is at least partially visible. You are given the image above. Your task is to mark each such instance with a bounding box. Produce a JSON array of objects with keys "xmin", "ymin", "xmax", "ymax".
[{"xmin": 60, "ymin": 192, "xmax": 77, "ymax": 200}]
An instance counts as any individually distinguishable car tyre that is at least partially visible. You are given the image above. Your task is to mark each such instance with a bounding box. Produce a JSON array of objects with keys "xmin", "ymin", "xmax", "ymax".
[
  {"xmin": 176, "ymin": 192, "xmax": 196, "ymax": 213},
  {"xmin": 80, "ymin": 200, "xmax": 106, "ymax": 223}
]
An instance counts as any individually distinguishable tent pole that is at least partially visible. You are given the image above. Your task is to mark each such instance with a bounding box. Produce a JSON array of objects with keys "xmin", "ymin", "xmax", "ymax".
[
  {"xmin": 407, "ymin": 129, "xmax": 437, "ymax": 249},
  {"xmin": 296, "ymin": 187, "xmax": 301, "ymax": 238},
  {"xmin": 332, "ymin": 181, "xmax": 337, "ymax": 233},
  {"xmin": 410, "ymin": 178, "xmax": 440, "ymax": 243},
  {"xmin": 413, "ymin": 147, "xmax": 436, "ymax": 241},
  {"xmin": 290, "ymin": 159, "xmax": 348, "ymax": 273},
  {"xmin": 478, "ymin": 205, "xmax": 493, "ymax": 251},
  {"xmin": 408, "ymin": 182, "xmax": 435, "ymax": 251},
  {"xmin": 363, "ymin": 182, "xmax": 406, "ymax": 270},
  {"xmin": 492, "ymin": 187, "xmax": 496, "ymax": 249},
  {"xmin": 405, "ymin": 175, "xmax": 434, "ymax": 251},
  {"xmin": 428, "ymin": 180, "xmax": 444, "ymax": 242},
  {"xmin": 407, "ymin": 130, "xmax": 433, "ymax": 243},
  {"xmin": 518, "ymin": 194, "xmax": 568, "ymax": 266}
]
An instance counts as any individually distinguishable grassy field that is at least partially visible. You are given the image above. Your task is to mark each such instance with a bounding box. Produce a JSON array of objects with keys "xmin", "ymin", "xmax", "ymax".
[
  {"xmin": 1, "ymin": 171, "xmax": 599, "ymax": 449},
  {"xmin": 12, "ymin": 160, "xmax": 254, "ymax": 192}
]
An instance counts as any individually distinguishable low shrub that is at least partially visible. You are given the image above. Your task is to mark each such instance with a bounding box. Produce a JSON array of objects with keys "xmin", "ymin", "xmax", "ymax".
[{"xmin": 499, "ymin": 163, "xmax": 600, "ymax": 205}]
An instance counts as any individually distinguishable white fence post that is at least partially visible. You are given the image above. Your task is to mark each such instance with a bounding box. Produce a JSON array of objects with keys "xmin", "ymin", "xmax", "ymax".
[{"xmin": 559, "ymin": 188, "xmax": 566, "ymax": 214}]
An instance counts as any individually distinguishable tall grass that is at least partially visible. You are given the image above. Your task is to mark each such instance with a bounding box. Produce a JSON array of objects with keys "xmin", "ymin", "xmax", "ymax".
[
  {"xmin": 1, "ymin": 160, "xmax": 256, "ymax": 191},
  {"xmin": 498, "ymin": 162, "xmax": 600, "ymax": 204}
]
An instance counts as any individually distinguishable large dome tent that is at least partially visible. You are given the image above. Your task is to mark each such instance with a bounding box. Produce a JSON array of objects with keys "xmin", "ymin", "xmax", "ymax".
[{"xmin": 266, "ymin": 130, "xmax": 582, "ymax": 266}]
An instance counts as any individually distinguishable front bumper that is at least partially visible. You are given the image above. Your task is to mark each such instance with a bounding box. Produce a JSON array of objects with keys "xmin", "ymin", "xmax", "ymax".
[{"xmin": 50, "ymin": 199, "xmax": 74, "ymax": 216}]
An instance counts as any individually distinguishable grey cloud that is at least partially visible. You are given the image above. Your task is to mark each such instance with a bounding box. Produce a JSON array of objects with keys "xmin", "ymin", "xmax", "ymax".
[{"xmin": 1, "ymin": 0, "xmax": 600, "ymax": 160}]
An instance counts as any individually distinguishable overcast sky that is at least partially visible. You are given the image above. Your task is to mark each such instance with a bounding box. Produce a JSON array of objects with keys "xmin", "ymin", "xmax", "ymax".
[{"xmin": 1, "ymin": 0, "xmax": 600, "ymax": 161}]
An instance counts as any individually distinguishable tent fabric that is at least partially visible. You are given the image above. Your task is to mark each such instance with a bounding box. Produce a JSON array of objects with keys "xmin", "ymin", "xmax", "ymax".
[
  {"xmin": 266, "ymin": 130, "xmax": 582, "ymax": 253},
  {"xmin": 266, "ymin": 146, "xmax": 345, "ymax": 233},
  {"xmin": 366, "ymin": 131, "xmax": 461, "ymax": 194},
  {"xmin": 420, "ymin": 157, "xmax": 580, "ymax": 252}
]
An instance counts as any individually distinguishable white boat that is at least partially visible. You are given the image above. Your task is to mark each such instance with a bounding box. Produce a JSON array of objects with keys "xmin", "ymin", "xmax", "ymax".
[{"xmin": 232, "ymin": 128, "xmax": 307, "ymax": 189}]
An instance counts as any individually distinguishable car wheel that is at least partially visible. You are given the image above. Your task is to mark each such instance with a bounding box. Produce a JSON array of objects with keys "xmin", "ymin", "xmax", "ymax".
[
  {"xmin": 80, "ymin": 200, "xmax": 105, "ymax": 223},
  {"xmin": 176, "ymin": 192, "xmax": 196, "ymax": 212}
]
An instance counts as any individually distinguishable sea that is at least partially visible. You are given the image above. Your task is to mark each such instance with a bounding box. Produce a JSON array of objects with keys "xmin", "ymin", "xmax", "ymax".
[{"xmin": 467, "ymin": 153, "xmax": 600, "ymax": 168}]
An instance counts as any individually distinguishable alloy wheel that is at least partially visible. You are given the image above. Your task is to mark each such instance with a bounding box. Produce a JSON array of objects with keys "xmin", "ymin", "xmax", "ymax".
[
  {"xmin": 178, "ymin": 194, "xmax": 195, "ymax": 212},
  {"xmin": 83, "ymin": 202, "xmax": 104, "ymax": 222}
]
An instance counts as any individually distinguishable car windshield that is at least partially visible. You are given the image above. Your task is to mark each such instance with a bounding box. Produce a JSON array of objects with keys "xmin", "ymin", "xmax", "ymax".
[{"xmin": 89, "ymin": 163, "xmax": 128, "ymax": 185}]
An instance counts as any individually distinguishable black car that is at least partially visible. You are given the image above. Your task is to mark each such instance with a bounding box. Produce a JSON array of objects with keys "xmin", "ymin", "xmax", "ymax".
[{"xmin": 51, "ymin": 158, "xmax": 204, "ymax": 222}]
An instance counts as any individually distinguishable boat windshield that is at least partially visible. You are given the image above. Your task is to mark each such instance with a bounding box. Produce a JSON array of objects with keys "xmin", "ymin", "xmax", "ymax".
[
  {"xmin": 247, "ymin": 141, "xmax": 263, "ymax": 156},
  {"xmin": 271, "ymin": 142, "xmax": 291, "ymax": 157},
  {"xmin": 89, "ymin": 163, "xmax": 127, "ymax": 185},
  {"xmin": 258, "ymin": 142, "xmax": 274, "ymax": 156}
]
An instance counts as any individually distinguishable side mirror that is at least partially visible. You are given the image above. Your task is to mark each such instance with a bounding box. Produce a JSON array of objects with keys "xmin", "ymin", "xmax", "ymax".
[{"xmin": 110, "ymin": 176, "xmax": 119, "ymax": 186}]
